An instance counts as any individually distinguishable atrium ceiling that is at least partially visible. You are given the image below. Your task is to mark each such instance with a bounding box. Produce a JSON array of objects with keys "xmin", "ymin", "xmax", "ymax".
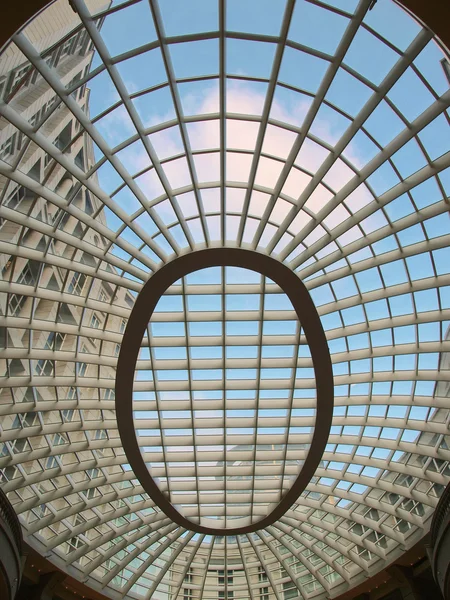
[{"xmin": 0, "ymin": 0, "xmax": 449, "ymax": 599}]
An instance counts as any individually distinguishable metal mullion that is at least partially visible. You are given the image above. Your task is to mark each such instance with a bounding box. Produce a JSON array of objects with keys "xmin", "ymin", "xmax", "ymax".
[
  {"xmin": 103, "ymin": 523, "xmax": 182, "ymax": 588},
  {"xmin": 274, "ymin": 79, "xmax": 317, "ymax": 102},
  {"xmin": 3, "ymin": 365, "xmax": 449, "ymax": 392},
  {"xmin": 0, "ymin": 419, "xmax": 111, "ymax": 445},
  {"xmin": 270, "ymin": 92, "xmax": 356, "ymax": 133},
  {"xmin": 267, "ymin": 524, "xmax": 343, "ymax": 591},
  {"xmin": 69, "ymin": 515, "xmax": 172, "ymax": 567},
  {"xmin": 180, "ymin": 275, "xmax": 201, "ymax": 525},
  {"xmin": 0, "ymin": 317, "xmax": 124, "ymax": 346},
  {"xmin": 2, "ymin": 106, "xmax": 132, "ymax": 264},
  {"xmin": 308, "ymin": 0, "xmax": 357, "ymax": 19},
  {"xmin": 409, "ymin": 62, "xmax": 442, "ymax": 102},
  {"xmin": 39, "ymin": 498, "xmax": 149, "ymax": 549},
  {"xmin": 258, "ymin": 530, "xmax": 314, "ymax": 597},
  {"xmin": 146, "ymin": 530, "xmax": 196, "ymax": 597},
  {"xmin": 196, "ymin": 537, "xmax": 217, "ymax": 599},
  {"xmin": 249, "ymin": 276, "xmax": 266, "ymax": 524},
  {"xmin": 278, "ymin": 322, "xmax": 304, "ymax": 503},
  {"xmin": 245, "ymin": 533, "xmax": 282, "ymax": 600},
  {"xmin": 408, "ymin": 265, "xmax": 421, "ymax": 346},
  {"xmin": 328, "ymin": 432, "xmax": 450, "ymax": 463},
  {"xmin": 219, "ymin": 0, "xmax": 226, "ymax": 243},
  {"xmin": 253, "ymin": 0, "xmax": 372, "ymax": 253},
  {"xmin": 236, "ymin": 536, "xmax": 256, "ymax": 600},
  {"xmin": 0, "ymin": 109, "xmax": 162, "ymax": 272},
  {"xmin": 129, "ymin": 79, "xmax": 201, "ymax": 105},
  {"xmin": 236, "ymin": 0, "xmax": 297, "ymax": 245},
  {"xmin": 167, "ymin": 533, "xmax": 205, "ymax": 600},
  {"xmin": 148, "ymin": 323, "xmax": 173, "ymax": 503},
  {"xmin": 74, "ymin": 98, "xmax": 174, "ymax": 269},
  {"xmin": 293, "ymin": 101, "xmax": 450, "ymax": 274},
  {"xmin": 83, "ymin": 515, "xmax": 172, "ymax": 574},
  {"xmin": 300, "ymin": 218, "xmax": 450, "ymax": 289},
  {"xmin": 270, "ymin": 27, "xmax": 434, "ymax": 260},
  {"xmin": 281, "ymin": 483, "xmax": 420, "ymax": 537},
  {"xmin": 74, "ymin": 512, "xmax": 174, "ymax": 564},
  {"xmin": 221, "ymin": 266, "xmax": 228, "ymax": 526},
  {"xmin": 72, "ymin": 1, "xmax": 189, "ymax": 257},
  {"xmin": 224, "ymin": 536, "xmax": 228, "ymax": 600},
  {"xmin": 284, "ymin": 35, "xmax": 339, "ymax": 63},
  {"xmin": 288, "ymin": 500, "xmax": 401, "ymax": 548},
  {"xmin": 145, "ymin": 0, "xmax": 209, "ymax": 248},
  {"xmin": 0, "ymin": 236, "xmax": 142, "ymax": 291},
  {"xmin": 276, "ymin": 516, "xmax": 369, "ymax": 574},
  {"xmin": 0, "ymin": 204, "xmax": 148, "ymax": 280},
  {"xmin": 0, "ymin": 348, "xmax": 118, "ymax": 369},
  {"xmin": 360, "ymin": 21, "xmax": 408, "ymax": 57},
  {"xmin": 328, "ymin": 340, "xmax": 450, "ymax": 366},
  {"xmin": 2, "ymin": 433, "xmax": 121, "ymax": 470},
  {"xmin": 2, "ymin": 447, "xmax": 122, "ymax": 502},
  {"xmin": 226, "ymin": 74, "xmax": 271, "ymax": 89},
  {"xmin": 64, "ymin": 60, "xmax": 107, "ymax": 96},
  {"xmin": 88, "ymin": 97, "xmax": 126, "ymax": 126},
  {"xmin": 89, "ymin": 0, "xmax": 142, "ymax": 20},
  {"xmin": 331, "ymin": 369, "xmax": 450, "ymax": 387},
  {"xmin": 107, "ymin": 36, "xmax": 163, "ymax": 67}
]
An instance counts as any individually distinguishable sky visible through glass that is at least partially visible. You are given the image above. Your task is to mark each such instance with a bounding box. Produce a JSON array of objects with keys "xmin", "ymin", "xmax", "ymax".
[
  {"xmin": 133, "ymin": 265, "xmax": 314, "ymax": 529},
  {"xmin": 0, "ymin": 0, "xmax": 449, "ymax": 597}
]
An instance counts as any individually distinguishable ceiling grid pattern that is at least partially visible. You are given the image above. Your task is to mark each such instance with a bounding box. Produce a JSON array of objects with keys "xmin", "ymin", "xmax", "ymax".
[{"xmin": 0, "ymin": 0, "xmax": 449, "ymax": 598}]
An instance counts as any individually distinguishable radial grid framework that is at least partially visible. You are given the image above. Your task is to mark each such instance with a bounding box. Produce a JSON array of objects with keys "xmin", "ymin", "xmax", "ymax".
[
  {"xmin": 0, "ymin": 0, "xmax": 449, "ymax": 599},
  {"xmin": 117, "ymin": 248, "xmax": 333, "ymax": 536}
]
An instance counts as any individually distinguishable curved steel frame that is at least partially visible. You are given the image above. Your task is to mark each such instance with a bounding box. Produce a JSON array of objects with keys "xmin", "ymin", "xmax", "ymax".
[
  {"xmin": 116, "ymin": 248, "xmax": 334, "ymax": 535},
  {"xmin": 0, "ymin": 0, "xmax": 449, "ymax": 596}
]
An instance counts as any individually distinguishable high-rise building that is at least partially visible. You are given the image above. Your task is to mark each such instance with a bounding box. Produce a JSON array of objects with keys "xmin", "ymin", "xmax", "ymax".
[
  {"xmin": 0, "ymin": 0, "xmax": 136, "ymax": 568},
  {"xmin": 0, "ymin": 1, "xmax": 449, "ymax": 600}
]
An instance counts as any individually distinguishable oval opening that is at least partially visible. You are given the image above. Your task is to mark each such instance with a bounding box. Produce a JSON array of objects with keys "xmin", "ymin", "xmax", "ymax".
[{"xmin": 116, "ymin": 248, "xmax": 333, "ymax": 535}]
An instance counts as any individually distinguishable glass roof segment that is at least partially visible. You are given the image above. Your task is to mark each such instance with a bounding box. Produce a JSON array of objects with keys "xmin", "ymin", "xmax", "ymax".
[
  {"xmin": 0, "ymin": 0, "xmax": 449, "ymax": 598},
  {"xmin": 136, "ymin": 265, "xmax": 312, "ymax": 530}
]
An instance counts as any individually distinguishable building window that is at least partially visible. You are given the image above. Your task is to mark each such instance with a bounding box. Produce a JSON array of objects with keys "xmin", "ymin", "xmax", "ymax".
[
  {"xmin": 8, "ymin": 293, "xmax": 26, "ymax": 316},
  {"xmin": 67, "ymin": 535, "xmax": 84, "ymax": 553},
  {"xmin": 68, "ymin": 272, "xmax": 87, "ymax": 295},
  {"xmin": 77, "ymin": 361, "xmax": 88, "ymax": 377},
  {"xmin": 258, "ymin": 572, "xmax": 269, "ymax": 600},
  {"xmin": 52, "ymin": 432, "xmax": 68, "ymax": 447},
  {"xmin": 16, "ymin": 261, "xmax": 39, "ymax": 286},
  {"xmin": 0, "ymin": 76, "xmax": 6, "ymax": 100},
  {"xmin": 62, "ymin": 409, "xmax": 75, "ymax": 423},
  {"xmin": 45, "ymin": 331, "xmax": 66, "ymax": 350},
  {"xmin": 5, "ymin": 185, "xmax": 28, "ymax": 209},
  {"xmin": 90, "ymin": 313, "xmax": 100, "ymax": 329},
  {"xmin": 0, "ymin": 133, "xmax": 16, "ymax": 162},
  {"xmin": 45, "ymin": 455, "xmax": 58, "ymax": 470},
  {"xmin": 36, "ymin": 358, "xmax": 54, "ymax": 376}
]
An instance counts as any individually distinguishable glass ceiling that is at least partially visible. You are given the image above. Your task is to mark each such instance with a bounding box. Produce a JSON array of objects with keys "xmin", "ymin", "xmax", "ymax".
[
  {"xmin": 136, "ymin": 265, "xmax": 314, "ymax": 531},
  {"xmin": 0, "ymin": 0, "xmax": 449, "ymax": 598}
]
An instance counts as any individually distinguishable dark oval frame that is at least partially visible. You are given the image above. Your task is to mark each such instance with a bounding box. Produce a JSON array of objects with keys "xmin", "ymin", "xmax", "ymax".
[{"xmin": 115, "ymin": 248, "xmax": 333, "ymax": 535}]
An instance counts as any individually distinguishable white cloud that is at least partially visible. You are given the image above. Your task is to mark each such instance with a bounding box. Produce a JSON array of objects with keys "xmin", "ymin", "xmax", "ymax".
[{"xmin": 101, "ymin": 81, "xmax": 387, "ymax": 251}]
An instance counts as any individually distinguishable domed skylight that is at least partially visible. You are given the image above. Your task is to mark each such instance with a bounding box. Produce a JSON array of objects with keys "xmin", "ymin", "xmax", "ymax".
[{"xmin": 0, "ymin": 0, "xmax": 449, "ymax": 598}]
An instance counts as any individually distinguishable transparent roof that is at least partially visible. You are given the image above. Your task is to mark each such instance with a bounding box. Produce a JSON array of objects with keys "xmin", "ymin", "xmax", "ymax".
[
  {"xmin": 0, "ymin": 0, "xmax": 449, "ymax": 598},
  {"xmin": 133, "ymin": 264, "xmax": 316, "ymax": 531}
]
